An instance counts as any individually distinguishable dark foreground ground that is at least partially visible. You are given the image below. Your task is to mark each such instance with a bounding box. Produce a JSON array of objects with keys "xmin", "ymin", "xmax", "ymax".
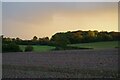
[{"xmin": 2, "ymin": 48, "xmax": 119, "ymax": 78}]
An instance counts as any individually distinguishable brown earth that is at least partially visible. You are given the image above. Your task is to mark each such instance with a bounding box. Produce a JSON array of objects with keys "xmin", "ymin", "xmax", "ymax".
[{"xmin": 2, "ymin": 48, "xmax": 119, "ymax": 78}]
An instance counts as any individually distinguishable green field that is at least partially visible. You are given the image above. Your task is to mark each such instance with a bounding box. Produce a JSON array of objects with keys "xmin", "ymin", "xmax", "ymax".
[
  {"xmin": 68, "ymin": 41, "xmax": 119, "ymax": 49},
  {"xmin": 20, "ymin": 41, "xmax": 119, "ymax": 52},
  {"xmin": 20, "ymin": 45, "xmax": 55, "ymax": 52}
]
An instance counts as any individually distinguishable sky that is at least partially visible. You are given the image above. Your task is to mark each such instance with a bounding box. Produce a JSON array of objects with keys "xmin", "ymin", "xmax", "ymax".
[
  {"xmin": 0, "ymin": 2, "xmax": 1, "ymax": 36},
  {"xmin": 2, "ymin": 2, "xmax": 118, "ymax": 39}
]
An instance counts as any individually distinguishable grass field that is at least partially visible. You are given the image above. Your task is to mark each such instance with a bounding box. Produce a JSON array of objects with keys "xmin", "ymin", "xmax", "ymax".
[
  {"xmin": 20, "ymin": 41, "xmax": 119, "ymax": 52},
  {"xmin": 69, "ymin": 41, "xmax": 119, "ymax": 49},
  {"xmin": 20, "ymin": 45, "xmax": 55, "ymax": 52}
]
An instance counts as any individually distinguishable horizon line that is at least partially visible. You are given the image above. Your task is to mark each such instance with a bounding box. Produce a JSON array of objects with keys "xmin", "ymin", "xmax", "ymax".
[{"xmin": 2, "ymin": 29, "xmax": 119, "ymax": 40}]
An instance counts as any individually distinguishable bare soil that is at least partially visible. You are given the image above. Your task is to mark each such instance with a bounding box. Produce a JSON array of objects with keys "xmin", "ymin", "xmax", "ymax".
[{"xmin": 2, "ymin": 48, "xmax": 119, "ymax": 78}]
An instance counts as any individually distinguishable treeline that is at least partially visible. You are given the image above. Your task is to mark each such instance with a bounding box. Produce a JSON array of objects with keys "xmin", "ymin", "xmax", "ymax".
[
  {"xmin": 1, "ymin": 30, "xmax": 120, "ymax": 45},
  {"xmin": 1, "ymin": 30, "xmax": 120, "ymax": 52},
  {"xmin": 1, "ymin": 36, "xmax": 50, "ymax": 45},
  {"xmin": 51, "ymin": 30, "xmax": 120, "ymax": 45},
  {"xmin": 1, "ymin": 36, "xmax": 50, "ymax": 52}
]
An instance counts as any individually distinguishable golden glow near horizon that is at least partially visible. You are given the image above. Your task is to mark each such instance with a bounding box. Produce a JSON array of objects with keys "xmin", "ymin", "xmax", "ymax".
[{"xmin": 2, "ymin": 2, "xmax": 118, "ymax": 39}]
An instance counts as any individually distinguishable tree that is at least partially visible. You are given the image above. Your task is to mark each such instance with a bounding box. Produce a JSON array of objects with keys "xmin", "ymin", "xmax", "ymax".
[
  {"xmin": 24, "ymin": 45, "xmax": 33, "ymax": 52},
  {"xmin": 32, "ymin": 36, "xmax": 38, "ymax": 41},
  {"xmin": 109, "ymin": 32, "xmax": 120, "ymax": 41},
  {"xmin": 2, "ymin": 42, "xmax": 22, "ymax": 52},
  {"xmin": 87, "ymin": 30, "xmax": 96, "ymax": 42},
  {"xmin": 97, "ymin": 31, "xmax": 112, "ymax": 41},
  {"xmin": 38, "ymin": 37, "xmax": 50, "ymax": 45},
  {"xmin": 16, "ymin": 37, "xmax": 21, "ymax": 41},
  {"xmin": 51, "ymin": 33, "xmax": 70, "ymax": 48},
  {"xmin": 15, "ymin": 37, "xmax": 22, "ymax": 44},
  {"xmin": 32, "ymin": 36, "xmax": 38, "ymax": 45},
  {"xmin": 0, "ymin": 35, "xmax": 4, "ymax": 39}
]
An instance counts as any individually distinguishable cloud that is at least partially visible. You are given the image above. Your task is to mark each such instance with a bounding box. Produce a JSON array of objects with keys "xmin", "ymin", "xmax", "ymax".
[{"xmin": 2, "ymin": 2, "xmax": 118, "ymax": 39}]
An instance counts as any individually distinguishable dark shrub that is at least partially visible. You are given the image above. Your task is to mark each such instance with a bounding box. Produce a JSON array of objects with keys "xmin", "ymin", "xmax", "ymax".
[
  {"xmin": 2, "ymin": 42, "xmax": 22, "ymax": 52},
  {"xmin": 25, "ymin": 45, "xmax": 33, "ymax": 52}
]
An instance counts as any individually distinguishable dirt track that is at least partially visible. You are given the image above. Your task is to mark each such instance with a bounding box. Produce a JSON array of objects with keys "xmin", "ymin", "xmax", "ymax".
[{"xmin": 2, "ymin": 48, "xmax": 118, "ymax": 78}]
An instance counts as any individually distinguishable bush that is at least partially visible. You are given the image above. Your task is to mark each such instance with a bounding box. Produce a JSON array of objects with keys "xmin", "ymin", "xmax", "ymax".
[
  {"xmin": 2, "ymin": 42, "xmax": 22, "ymax": 52},
  {"xmin": 25, "ymin": 45, "xmax": 33, "ymax": 52}
]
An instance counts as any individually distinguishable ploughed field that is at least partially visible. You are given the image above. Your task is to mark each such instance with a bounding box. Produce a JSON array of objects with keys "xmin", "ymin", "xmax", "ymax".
[{"xmin": 2, "ymin": 48, "xmax": 118, "ymax": 78}]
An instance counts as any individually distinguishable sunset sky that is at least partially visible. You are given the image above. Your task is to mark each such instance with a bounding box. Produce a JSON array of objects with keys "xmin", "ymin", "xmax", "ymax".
[{"xmin": 2, "ymin": 2, "xmax": 118, "ymax": 39}]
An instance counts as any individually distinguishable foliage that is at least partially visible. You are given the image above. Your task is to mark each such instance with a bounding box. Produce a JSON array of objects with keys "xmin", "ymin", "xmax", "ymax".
[
  {"xmin": 1, "ymin": 30, "xmax": 120, "ymax": 48},
  {"xmin": 2, "ymin": 42, "xmax": 22, "ymax": 53},
  {"xmin": 32, "ymin": 36, "xmax": 38, "ymax": 41},
  {"xmin": 51, "ymin": 33, "xmax": 70, "ymax": 47},
  {"xmin": 38, "ymin": 37, "xmax": 50, "ymax": 45},
  {"xmin": 24, "ymin": 45, "xmax": 33, "ymax": 52},
  {"xmin": 51, "ymin": 30, "xmax": 120, "ymax": 44}
]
